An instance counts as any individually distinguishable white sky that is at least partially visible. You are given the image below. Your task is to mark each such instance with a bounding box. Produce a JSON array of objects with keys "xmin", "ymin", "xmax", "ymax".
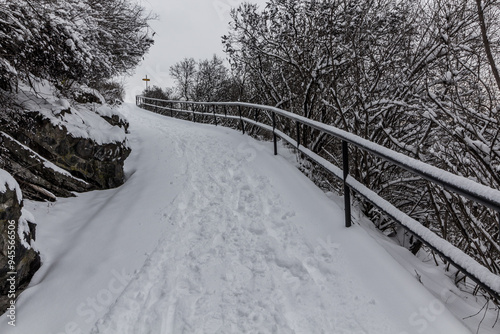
[{"xmin": 124, "ymin": 0, "xmax": 268, "ymax": 102}]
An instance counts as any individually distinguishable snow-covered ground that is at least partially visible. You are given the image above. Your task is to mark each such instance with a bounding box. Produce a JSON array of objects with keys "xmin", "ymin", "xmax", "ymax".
[{"xmin": 1, "ymin": 104, "xmax": 496, "ymax": 333}]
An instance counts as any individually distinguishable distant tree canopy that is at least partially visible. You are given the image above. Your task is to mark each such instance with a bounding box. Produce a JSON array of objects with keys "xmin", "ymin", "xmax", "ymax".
[
  {"xmin": 142, "ymin": 86, "xmax": 177, "ymax": 100},
  {"xmin": 0, "ymin": 0, "xmax": 154, "ymax": 98},
  {"xmin": 165, "ymin": 55, "xmax": 237, "ymax": 102}
]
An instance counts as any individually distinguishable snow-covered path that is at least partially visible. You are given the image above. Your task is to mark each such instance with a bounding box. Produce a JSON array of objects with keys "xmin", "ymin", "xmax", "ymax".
[{"xmin": 1, "ymin": 104, "xmax": 473, "ymax": 333}]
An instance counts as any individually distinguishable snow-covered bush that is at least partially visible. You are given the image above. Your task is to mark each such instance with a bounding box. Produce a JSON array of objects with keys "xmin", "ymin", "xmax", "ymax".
[
  {"xmin": 0, "ymin": 0, "xmax": 154, "ymax": 98},
  {"xmin": 224, "ymin": 0, "xmax": 500, "ymax": 299}
]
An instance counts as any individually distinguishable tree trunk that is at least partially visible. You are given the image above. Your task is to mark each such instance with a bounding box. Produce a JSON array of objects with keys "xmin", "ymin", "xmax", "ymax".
[{"xmin": 476, "ymin": 0, "xmax": 500, "ymax": 92}]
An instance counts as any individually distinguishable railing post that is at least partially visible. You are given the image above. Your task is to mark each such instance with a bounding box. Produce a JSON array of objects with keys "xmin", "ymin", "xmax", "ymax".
[
  {"xmin": 253, "ymin": 108, "xmax": 259, "ymax": 135},
  {"xmin": 192, "ymin": 104, "xmax": 196, "ymax": 123},
  {"xmin": 342, "ymin": 140, "xmax": 352, "ymax": 227},
  {"xmin": 170, "ymin": 102, "xmax": 173, "ymax": 117},
  {"xmin": 272, "ymin": 112, "xmax": 277, "ymax": 156},
  {"xmin": 296, "ymin": 121, "xmax": 301, "ymax": 148},
  {"xmin": 224, "ymin": 105, "xmax": 227, "ymax": 119},
  {"xmin": 213, "ymin": 105, "xmax": 218, "ymax": 126},
  {"xmin": 239, "ymin": 105, "xmax": 245, "ymax": 134}
]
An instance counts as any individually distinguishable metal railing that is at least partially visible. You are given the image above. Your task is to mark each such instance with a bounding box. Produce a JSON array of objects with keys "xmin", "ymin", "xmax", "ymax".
[{"xmin": 136, "ymin": 95, "xmax": 500, "ymax": 301}]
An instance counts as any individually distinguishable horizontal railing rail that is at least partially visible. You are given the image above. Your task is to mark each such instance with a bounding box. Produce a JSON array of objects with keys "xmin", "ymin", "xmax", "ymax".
[{"xmin": 136, "ymin": 95, "xmax": 500, "ymax": 301}]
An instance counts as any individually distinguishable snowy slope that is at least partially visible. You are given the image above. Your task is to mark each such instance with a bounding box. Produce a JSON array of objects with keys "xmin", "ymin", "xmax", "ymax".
[{"xmin": 0, "ymin": 104, "xmax": 482, "ymax": 333}]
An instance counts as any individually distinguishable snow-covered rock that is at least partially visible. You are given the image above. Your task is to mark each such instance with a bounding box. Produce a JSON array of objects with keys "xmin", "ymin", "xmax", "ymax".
[
  {"xmin": 0, "ymin": 80, "xmax": 130, "ymax": 200},
  {"xmin": 0, "ymin": 169, "xmax": 40, "ymax": 314}
]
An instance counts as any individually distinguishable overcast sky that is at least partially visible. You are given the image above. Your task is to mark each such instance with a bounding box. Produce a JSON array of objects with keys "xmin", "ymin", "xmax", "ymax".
[{"xmin": 124, "ymin": 0, "xmax": 268, "ymax": 102}]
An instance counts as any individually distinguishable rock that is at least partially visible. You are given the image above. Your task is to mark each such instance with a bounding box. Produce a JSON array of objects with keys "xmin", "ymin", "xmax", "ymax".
[
  {"xmin": 100, "ymin": 113, "xmax": 129, "ymax": 134},
  {"xmin": 0, "ymin": 170, "xmax": 41, "ymax": 314},
  {"xmin": 94, "ymin": 104, "xmax": 130, "ymax": 133},
  {"xmin": 0, "ymin": 132, "xmax": 92, "ymax": 201},
  {"xmin": 0, "ymin": 105, "xmax": 130, "ymax": 199}
]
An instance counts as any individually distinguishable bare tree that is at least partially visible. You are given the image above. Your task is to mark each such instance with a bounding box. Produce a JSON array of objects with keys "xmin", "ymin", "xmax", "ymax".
[
  {"xmin": 476, "ymin": 0, "xmax": 500, "ymax": 92},
  {"xmin": 169, "ymin": 58, "xmax": 197, "ymax": 100},
  {"xmin": 193, "ymin": 55, "xmax": 229, "ymax": 101}
]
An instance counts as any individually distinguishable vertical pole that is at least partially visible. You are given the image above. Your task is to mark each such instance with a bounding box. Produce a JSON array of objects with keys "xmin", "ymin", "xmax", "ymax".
[
  {"xmin": 170, "ymin": 102, "xmax": 173, "ymax": 118},
  {"xmin": 272, "ymin": 112, "xmax": 277, "ymax": 156},
  {"xmin": 213, "ymin": 105, "xmax": 218, "ymax": 126},
  {"xmin": 296, "ymin": 122, "xmax": 301, "ymax": 148},
  {"xmin": 239, "ymin": 105, "xmax": 245, "ymax": 134},
  {"xmin": 193, "ymin": 104, "xmax": 196, "ymax": 123},
  {"xmin": 224, "ymin": 105, "xmax": 227, "ymax": 118},
  {"xmin": 342, "ymin": 140, "xmax": 351, "ymax": 228},
  {"xmin": 253, "ymin": 109, "xmax": 259, "ymax": 136}
]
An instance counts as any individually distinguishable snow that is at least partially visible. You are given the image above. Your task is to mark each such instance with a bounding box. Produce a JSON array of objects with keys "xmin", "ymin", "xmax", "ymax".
[
  {"xmin": 94, "ymin": 105, "xmax": 124, "ymax": 120},
  {"xmin": 0, "ymin": 168, "xmax": 22, "ymax": 203},
  {"xmin": 245, "ymin": 118, "xmax": 500, "ymax": 298},
  {"xmin": 76, "ymin": 86, "xmax": 106, "ymax": 105},
  {"xmin": 18, "ymin": 208, "xmax": 36, "ymax": 250},
  {"xmin": 16, "ymin": 80, "xmax": 127, "ymax": 146},
  {"xmin": 0, "ymin": 104, "xmax": 493, "ymax": 333},
  {"xmin": 346, "ymin": 175, "xmax": 500, "ymax": 297},
  {"xmin": 55, "ymin": 104, "xmax": 128, "ymax": 146}
]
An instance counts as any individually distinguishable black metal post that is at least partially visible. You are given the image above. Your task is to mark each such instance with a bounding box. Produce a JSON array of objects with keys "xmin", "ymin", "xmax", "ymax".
[
  {"xmin": 296, "ymin": 121, "xmax": 301, "ymax": 148},
  {"xmin": 342, "ymin": 140, "xmax": 352, "ymax": 227},
  {"xmin": 170, "ymin": 102, "xmax": 173, "ymax": 117},
  {"xmin": 192, "ymin": 104, "xmax": 196, "ymax": 123},
  {"xmin": 224, "ymin": 105, "xmax": 227, "ymax": 118},
  {"xmin": 272, "ymin": 112, "xmax": 277, "ymax": 156},
  {"xmin": 239, "ymin": 105, "xmax": 245, "ymax": 134},
  {"xmin": 213, "ymin": 105, "xmax": 217, "ymax": 126}
]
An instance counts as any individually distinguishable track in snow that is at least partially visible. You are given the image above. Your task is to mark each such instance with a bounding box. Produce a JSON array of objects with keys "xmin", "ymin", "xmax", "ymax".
[
  {"xmin": 91, "ymin": 106, "xmax": 469, "ymax": 334},
  {"xmin": 92, "ymin": 116, "xmax": 386, "ymax": 333}
]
